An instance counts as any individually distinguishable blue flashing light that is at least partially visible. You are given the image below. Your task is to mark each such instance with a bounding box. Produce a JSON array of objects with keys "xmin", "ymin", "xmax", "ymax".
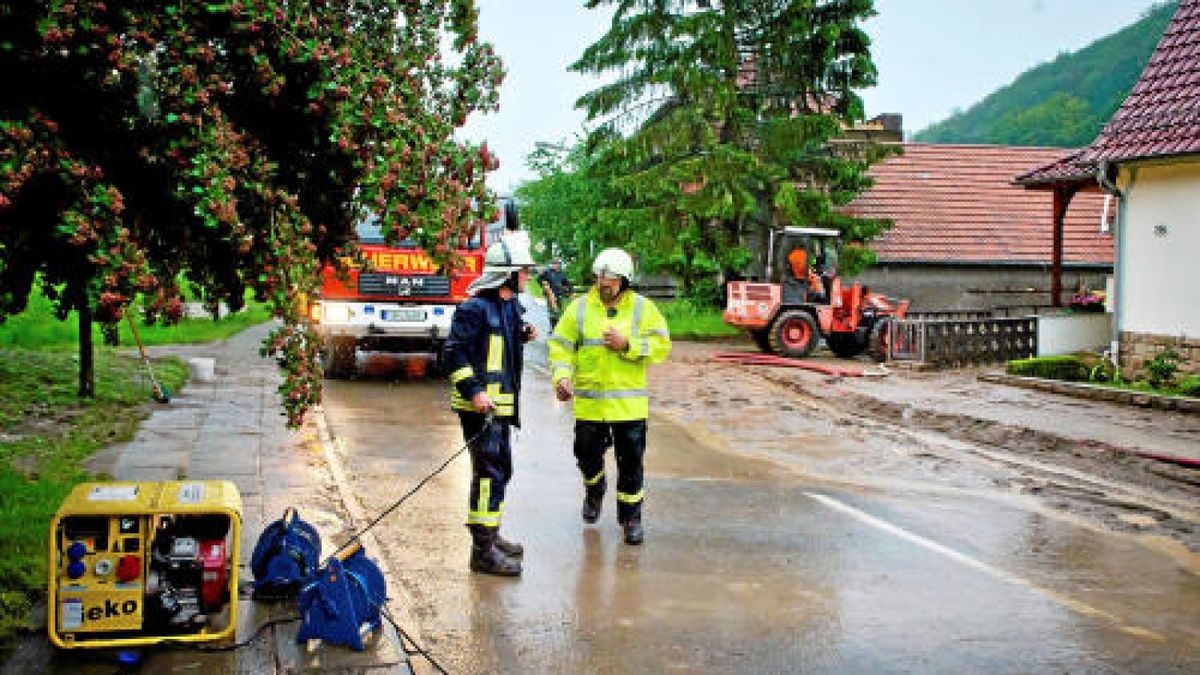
[{"xmin": 433, "ymin": 307, "xmax": 445, "ymax": 316}]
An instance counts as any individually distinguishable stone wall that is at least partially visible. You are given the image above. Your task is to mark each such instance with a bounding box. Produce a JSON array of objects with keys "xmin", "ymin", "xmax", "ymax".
[{"xmin": 1119, "ymin": 331, "xmax": 1200, "ymax": 378}]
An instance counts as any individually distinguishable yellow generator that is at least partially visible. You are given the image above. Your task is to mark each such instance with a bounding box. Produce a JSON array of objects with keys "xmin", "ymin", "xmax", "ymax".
[{"xmin": 47, "ymin": 481, "xmax": 241, "ymax": 649}]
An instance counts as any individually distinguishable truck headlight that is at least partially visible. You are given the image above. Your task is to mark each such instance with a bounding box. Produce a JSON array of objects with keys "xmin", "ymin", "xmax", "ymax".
[{"xmin": 322, "ymin": 303, "xmax": 352, "ymax": 323}]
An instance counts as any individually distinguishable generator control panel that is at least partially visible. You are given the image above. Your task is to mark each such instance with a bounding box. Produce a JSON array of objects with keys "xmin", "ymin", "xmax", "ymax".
[{"xmin": 48, "ymin": 481, "xmax": 241, "ymax": 649}]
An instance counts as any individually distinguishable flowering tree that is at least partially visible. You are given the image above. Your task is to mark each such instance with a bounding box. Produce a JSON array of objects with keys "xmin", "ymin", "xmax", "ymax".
[{"xmin": 0, "ymin": 0, "xmax": 503, "ymax": 424}]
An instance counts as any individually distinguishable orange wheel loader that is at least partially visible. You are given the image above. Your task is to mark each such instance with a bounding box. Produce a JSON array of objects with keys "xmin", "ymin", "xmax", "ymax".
[{"xmin": 723, "ymin": 227, "xmax": 908, "ymax": 361}]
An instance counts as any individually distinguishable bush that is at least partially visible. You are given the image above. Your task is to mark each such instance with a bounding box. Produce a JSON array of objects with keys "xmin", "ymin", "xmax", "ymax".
[
  {"xmin": 1178, "ymin": 375, "xmax": 1200, "ymax": 398},
  {"xmin": 1006, "ymin": 355, "xmax": 1089, "ymax": 381},
  {"xmin": 1144, "ymin": 348, "xmax": 1181, "ymax": 389}
]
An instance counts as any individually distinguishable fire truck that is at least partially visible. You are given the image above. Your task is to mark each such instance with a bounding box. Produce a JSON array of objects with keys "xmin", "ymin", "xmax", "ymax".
[{"xmin": 311, "ymin": 198, "xmax": 514, "ymax": 378}]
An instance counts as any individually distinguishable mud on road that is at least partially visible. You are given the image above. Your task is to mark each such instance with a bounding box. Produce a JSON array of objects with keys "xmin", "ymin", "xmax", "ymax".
[{"xmin": 653, "ymin": 343, "xmax": 1200, "ymax": 569}]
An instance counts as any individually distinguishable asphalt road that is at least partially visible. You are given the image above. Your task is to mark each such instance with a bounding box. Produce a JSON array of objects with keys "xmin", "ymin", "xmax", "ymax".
[{"xmin": 320, "ymin": 308, "xmax": 1200, "ymax": 673}]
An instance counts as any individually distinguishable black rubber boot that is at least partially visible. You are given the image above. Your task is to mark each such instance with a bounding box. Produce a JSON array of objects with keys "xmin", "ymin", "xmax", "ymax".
[
  {"xmin": 494, "ymin": 532, "xmax": 524, "ymax": 558},
  {"xmin": 623, "ymin": 517, "xmax": 644, "ymax": 545},
  {"xmin": 581, "ymin": 478, "xmax": 605, "ymax": 524},
  {"xmin": 468, "ymin": 525, "xmax": 522, "ymax": 576}
]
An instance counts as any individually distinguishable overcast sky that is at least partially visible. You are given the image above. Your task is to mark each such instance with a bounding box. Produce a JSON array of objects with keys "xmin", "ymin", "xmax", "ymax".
[{"xmin": 460, "ymin": 0, "xmax": 1166, "ymax": 194}]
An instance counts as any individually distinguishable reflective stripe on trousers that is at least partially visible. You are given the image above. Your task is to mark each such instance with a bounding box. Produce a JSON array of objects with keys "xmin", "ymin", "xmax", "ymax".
[
  {"xmin": 573, "ymin": 419, "xmax": 647, "ymax": 522},
  {"xmin": 459, "ymin": 412, "xmax": 512, "ymax": 528}
]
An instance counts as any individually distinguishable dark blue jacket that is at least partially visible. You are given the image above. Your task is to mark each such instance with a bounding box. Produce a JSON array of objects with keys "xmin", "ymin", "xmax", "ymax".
[{"xmin": 443, "ymin": 290, "xmax": 526, "ymax": 426}]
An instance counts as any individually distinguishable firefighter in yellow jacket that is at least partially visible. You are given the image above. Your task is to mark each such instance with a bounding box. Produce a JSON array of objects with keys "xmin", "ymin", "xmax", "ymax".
[{"xmin": 548, "ymin": 248, "xmax": 671, "ymax": 544}]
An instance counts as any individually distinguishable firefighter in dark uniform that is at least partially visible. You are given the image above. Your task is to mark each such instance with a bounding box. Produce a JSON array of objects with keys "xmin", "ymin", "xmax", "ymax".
[{"xmin": 444, "ymin": 237, "xmax": 536, "ymax": 576}]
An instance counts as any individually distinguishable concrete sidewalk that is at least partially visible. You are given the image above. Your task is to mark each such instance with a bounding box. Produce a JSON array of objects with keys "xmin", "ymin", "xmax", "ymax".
[{"xmin": 93, "ymin": 322, "xmax": 409, "ymax": 673}]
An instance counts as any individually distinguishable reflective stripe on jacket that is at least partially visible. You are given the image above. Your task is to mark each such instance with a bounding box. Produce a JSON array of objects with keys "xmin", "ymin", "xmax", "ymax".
[
  {"xmin": 548, "ymin": 287, "xmax": 671, "ymax": 421},
  {"xmin": 444, "ymin": 292, "xmax": 523, "ymax": 421}
]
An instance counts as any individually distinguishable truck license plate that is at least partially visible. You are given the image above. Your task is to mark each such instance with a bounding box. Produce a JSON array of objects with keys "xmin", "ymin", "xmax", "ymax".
[{"xmin": 381, "ymin": 309, "xmax": 426, "ymax": 322}]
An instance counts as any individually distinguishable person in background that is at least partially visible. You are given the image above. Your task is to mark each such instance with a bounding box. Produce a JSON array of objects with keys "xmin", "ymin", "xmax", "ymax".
[
  {"xmin": 443, "ymin": 238, "xmax": 537, "ymax": 576},
  {"xmin": 538, "ymin": 257, "xmax": 572, "ymax": 327},
  {"xmin": 786, "ymin": 245, "xmax": 825, "ymax": 302},
  {"xmin": 547, "ymin": 248, "xmax": 671, "ymax": 545}
]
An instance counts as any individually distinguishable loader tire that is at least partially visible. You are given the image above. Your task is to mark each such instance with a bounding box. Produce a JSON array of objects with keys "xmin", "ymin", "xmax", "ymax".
[
  {"xmin": 749, "ymin": 329, "xmax": 772, "ymax": 354},
  {"xmin": 768, "ymin": 309, "xmax": 819, "ymax": 358},
  {"xmin": 826, "ymin": 332, "xmax": 867, "ymax": 359}
]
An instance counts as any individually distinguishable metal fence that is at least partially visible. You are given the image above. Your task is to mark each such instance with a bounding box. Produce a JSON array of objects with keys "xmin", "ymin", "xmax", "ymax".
[
  {"xmin": 887, "ymin": 316, "xmax": 1038, "ymax": 367},
  {"xmin": 906, "ymin": 309, "xmax": 995, "ymax": 321}
]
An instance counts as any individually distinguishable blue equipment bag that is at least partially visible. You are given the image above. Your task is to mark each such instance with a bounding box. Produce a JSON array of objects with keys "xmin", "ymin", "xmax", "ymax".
[
  {"xmin": 250, "ymin": 508, "xmax": 322, "ymax": 599},
  {"xmin": 296, "ymin": 542, "xmax": 387, "ymax": 651}
]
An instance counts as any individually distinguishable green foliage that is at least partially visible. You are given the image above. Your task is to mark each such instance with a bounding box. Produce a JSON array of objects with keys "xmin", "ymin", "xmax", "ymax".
[
  {"xmin": 0, "ymin": 284, "xmax": 271, "ymax": 349},
  {"xmin": 1006, "ymin": 355, "xmax": 1089, "ymax": 381},
  {"xmin": 1144, "ymin": 348, "xmax": 1181, "ymax": 389},
  {"xmin": 658, "ymin": 299, "xmax": 739, "ymax": 340},
  {"xmin": 915, "ymin": 2, "xmax": 1177, "ymax": 146},
  {"xmin": 1, "ymin": 1, "xmax": 503, "ymax": 426},
  {"xmin": 543, "ymin": 0, "xmax": 889, "ymax": 302},
  {"xmin": 1087, "ymin": 356, "xmax": 1120, "ymax": 385},
  {"xmin": 1006, "ymin": 351, "xmax": 1199, "ymax": 399},
  {"xmin": 517, "ymin": 140, "xmax": 623, "ymax": 283},
  {"xmin": 1178, "ymin": 375, "xmax": 1200, "ymax": 398},
  {"xmin": 990, "ymin": 93, "xmax": 1100, "ymax": 147}
]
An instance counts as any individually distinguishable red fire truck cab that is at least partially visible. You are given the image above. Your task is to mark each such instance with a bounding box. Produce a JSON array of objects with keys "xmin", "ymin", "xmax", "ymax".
[{"xmin": 312, "ymin": 198, "xmax": 514, "ymax": 378}]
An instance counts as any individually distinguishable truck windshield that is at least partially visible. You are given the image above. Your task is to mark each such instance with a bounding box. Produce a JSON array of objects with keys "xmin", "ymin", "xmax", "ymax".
[{"xmin": 356, "ymin": 216, "xmax": 482, "ymax": 250}]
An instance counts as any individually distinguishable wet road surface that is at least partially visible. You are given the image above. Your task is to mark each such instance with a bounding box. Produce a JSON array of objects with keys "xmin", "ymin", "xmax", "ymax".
[{"xmin": 319, "ymin": 299, "xmax": 1200, "ymax": 673}]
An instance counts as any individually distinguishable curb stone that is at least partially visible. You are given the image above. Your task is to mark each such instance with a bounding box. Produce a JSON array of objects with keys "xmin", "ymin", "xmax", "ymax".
[{"xmin": 978, "ymin": 372, "xmax": 1200, "ymax": 414}]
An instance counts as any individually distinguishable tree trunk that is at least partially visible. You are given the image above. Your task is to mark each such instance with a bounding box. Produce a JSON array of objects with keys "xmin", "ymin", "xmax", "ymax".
[
  {"xmin": 681, "ymin": 246, "xmax": 695, "ymax": 298},
  {"xmin": 77, "ymin": 291, "xmax": 95, "ymax": 398}
]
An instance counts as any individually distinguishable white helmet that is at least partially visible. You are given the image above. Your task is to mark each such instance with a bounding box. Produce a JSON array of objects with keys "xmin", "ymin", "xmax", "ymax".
[
  {"xmin": 482, "ymin": 237, "xmax": 534, "ymax": 274},
  {"xmin": 592, "ymin": 248, "xmax": 634, "ymax": 279},
  {"xmin": 468, "ymin": 238, "xmax": 534, "ymax": 294}
]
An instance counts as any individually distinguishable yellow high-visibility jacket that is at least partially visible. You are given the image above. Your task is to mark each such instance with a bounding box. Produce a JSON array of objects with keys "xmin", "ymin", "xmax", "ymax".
[{"xmin": 549, "ymin": 287, "xmax": 671, "ymax": 421}]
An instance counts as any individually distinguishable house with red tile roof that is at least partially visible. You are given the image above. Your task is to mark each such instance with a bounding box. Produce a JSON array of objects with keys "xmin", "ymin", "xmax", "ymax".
[
  {"xmin": 845, "ymin": 143, "xmax": 1111, "ymax": 314},
  {"xmin": 1018, "ymin": 0, "xmax": 1200, "ymax": 376}
]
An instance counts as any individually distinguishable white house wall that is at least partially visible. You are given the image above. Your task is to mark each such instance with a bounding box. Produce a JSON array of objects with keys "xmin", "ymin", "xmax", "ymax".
[{"xmin": 1117, "ymin": 161, "xmax": 1200, "ymax": 339}]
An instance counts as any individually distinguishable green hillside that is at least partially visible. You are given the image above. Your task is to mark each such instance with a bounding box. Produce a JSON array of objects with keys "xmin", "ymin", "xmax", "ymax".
[{"xmin": 914, "ymin": 2, "xmax": 1178, "ymax": 147}]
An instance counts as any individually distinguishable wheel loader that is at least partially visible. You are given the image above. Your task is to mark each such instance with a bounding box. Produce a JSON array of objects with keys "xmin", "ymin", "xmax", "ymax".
[{"xmin": 722, "ymin": 227, "xmax": 908, "ymax": 360}]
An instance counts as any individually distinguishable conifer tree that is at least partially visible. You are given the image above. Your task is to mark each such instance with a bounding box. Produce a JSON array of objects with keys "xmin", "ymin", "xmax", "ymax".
[{"xmin": 571, "ymin": 0, "xmax": 891, "ymax": 298}]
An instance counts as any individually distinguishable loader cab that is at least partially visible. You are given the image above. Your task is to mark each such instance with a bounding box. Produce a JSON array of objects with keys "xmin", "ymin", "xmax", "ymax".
[{"xmin": 772, "ymin": 227, "xmax": 840, "ymax": 304}]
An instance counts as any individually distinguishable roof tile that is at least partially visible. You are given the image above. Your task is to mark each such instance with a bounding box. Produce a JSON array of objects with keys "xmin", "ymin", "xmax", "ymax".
[
  {"xmin": 846, "ymin": 144, "xmax": 1112, "ymax": 265},
  {"xmin": 1078, "ymin": 0, "xmax": 1200, "ymax": 163},
  {"xmin": 1022, "ymin": 0, "xmax": 1200, "ymax": 177}
]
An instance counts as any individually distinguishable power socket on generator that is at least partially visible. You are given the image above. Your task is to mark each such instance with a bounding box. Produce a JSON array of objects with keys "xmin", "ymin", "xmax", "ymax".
[{"xmin": 48, "ymin": 481, "xmax": 242, "ymax": 649}]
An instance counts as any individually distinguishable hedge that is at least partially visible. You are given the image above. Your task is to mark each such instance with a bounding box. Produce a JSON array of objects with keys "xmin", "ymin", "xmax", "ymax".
[{"xmin": 1006, "ymin": 355, "xmax": 1089, "ymax": 381}]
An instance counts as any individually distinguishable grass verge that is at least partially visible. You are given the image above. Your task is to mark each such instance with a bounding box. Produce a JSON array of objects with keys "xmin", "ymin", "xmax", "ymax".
[
  {"xmin": 659, "ymin": 299, "xmax": 740, "ymax": 341},
  {"xmin": 0, "ymin": 348, "xmax": 189, "ymax": 647},
  {"xmin": 0, "ymin": 291, "xmax": 273, "ymax": 349}
]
